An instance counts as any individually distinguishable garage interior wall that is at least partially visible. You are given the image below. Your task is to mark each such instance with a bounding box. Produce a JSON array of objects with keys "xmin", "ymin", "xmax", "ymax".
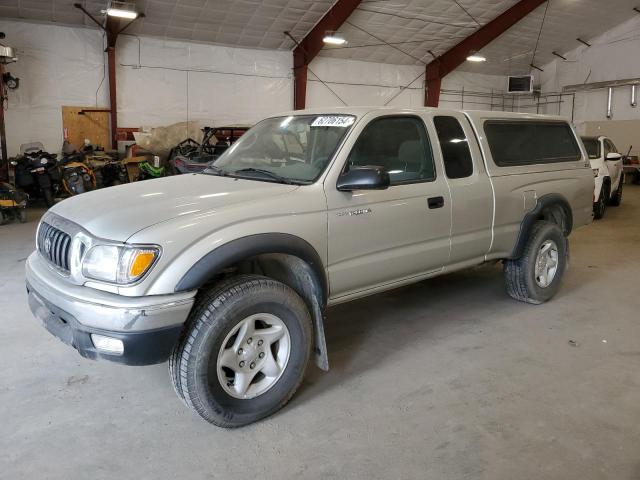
[
  {"xmin": 306, "ymin": 56, "xmax": 507, "ymax": 109},
  {"xmin": 2, "ymin": 18, "xmax": 512, "ymax": 157},
  {"xmin": 0, "ymin": 19, "xmax": 292, "ymax": 156},
  {"xmin": 532, "ymin": 15, "xmax": 640, "ymax": 154}
]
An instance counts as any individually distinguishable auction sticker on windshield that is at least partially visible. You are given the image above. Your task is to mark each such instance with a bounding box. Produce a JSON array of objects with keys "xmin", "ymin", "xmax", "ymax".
[{"xmin": 311, "ymin": 116, "xmax": 355, "ymax": 128}]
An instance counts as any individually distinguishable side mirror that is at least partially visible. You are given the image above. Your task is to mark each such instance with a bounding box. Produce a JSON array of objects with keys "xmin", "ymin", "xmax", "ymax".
[
  {"xmin": 606, "ymin": 152, "xmax": 622, "ymax": 161},
  {"xmin": 337, "ymin": 166, "xmax": 390, "ymax": 192}
]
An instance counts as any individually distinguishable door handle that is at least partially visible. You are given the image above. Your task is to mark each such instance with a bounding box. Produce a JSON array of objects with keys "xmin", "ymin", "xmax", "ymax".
[{"xmin": 428, "ymin": 196, "xmax": 445, "ymax": 209}]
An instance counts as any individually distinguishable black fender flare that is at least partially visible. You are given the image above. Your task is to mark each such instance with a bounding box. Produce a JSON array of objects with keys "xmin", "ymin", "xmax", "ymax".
[
  {"xmin": 174, "ymin": 233, "xmax": 328, "ymax": 302},
  {"xmin": 510, "ymin": 193, "xmax": 573, "ymax": 259}
]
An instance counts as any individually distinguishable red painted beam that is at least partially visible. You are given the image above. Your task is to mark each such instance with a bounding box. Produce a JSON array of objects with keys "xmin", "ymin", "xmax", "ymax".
[
  {"xmin": 106, "ymin": 18, "xmax": 119, "ymax": 149},
  {"xmin": 0, "ymin": 63, "xmax": 8, "ymax": 181},
  {"xmin": 425, "ymin": 0, "xmax": 547, "ymax": 106},
  {"xmin": 293, "ymin": 0, "xmax": 362, "ymax": 109}
]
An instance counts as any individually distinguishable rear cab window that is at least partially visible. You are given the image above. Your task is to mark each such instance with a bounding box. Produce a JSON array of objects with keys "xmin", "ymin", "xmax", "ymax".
[
  {"xmin": 484, "ymin": 121, "xmax": 581, "ymax": 167},
  {"xmin": 433, "ymin": 116, "xmax": 474, "ymax": 179}
]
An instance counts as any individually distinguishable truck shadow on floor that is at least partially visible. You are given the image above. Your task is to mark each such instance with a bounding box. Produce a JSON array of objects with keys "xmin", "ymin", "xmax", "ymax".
[{"xmin": 294, "ymin": 263, "xmax": 509, "ymax": 398}]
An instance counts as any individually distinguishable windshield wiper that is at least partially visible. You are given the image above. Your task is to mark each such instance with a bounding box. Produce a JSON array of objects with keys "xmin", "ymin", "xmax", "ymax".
[
  {"xmin": 231, "ymin": 168, "xmax": 293, "ymax": 184},
  {"xmin": 203, "ymin": 165, "xmax": 229, "ymax": 176}
]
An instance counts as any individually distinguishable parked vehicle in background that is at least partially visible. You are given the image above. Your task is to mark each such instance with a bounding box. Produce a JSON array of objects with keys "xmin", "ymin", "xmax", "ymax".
[
  {"xmin": 26, "ymin": 108, "xmax": 593, "ymax": 427},
  {"xmin": 90, "ymin": 155, "xmax": 128, "ymax": 189},
  {"xmin": 170, "ymin": 126, "xmax": 248, "ymax": 174},
  {"xmin": 59, "ymin": 152, "xmax": 97, "ymax": 196},
  {"xmin": 0, "ymin": 181, "xmax": 27, "ymax": 224},
  {"xmin": 12, "ymin": 142, "xmax": 62, "ymax": 207},
  {"xmin": 581, "ymin": 135, "xmax": 624, "ymax": 219}
]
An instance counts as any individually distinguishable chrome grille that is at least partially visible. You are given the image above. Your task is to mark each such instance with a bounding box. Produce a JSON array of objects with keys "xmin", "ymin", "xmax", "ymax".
[{"xmin": 38, "ymin": 222, "xmax": 72, "ymax": 272}]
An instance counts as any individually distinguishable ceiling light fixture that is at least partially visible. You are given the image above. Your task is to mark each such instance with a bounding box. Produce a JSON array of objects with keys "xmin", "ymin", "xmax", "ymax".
[
  {"xmin": 104, "ymin": 1, "xmax": 139, "ymax": 19},
  {"xmin": 466, "ymin": 52, "xmax": 486, "ymax": 62},
  {"xmin": 106, "ymin": 7, "xmax": 138, "ymax": 18},
  {"xmin": 323, "ymin": 33, "xmax": 347, "ymax": 45}
]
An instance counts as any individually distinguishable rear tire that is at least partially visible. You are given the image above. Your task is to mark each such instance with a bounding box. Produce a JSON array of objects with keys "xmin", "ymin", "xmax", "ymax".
[
  {"xmin": 170, "ymin": 275, "xmax": 313, "ymax": 427},
  {"xmin": 504, "ymin": 221, "xmax": 567, "ymax": 304},
  {"xmin": 609, "ymin": 174, "xmax": 623, "ymax": 206},
  {"xmin": 18, "ymin": 209, "xmax": 27, "ymax": 223}
]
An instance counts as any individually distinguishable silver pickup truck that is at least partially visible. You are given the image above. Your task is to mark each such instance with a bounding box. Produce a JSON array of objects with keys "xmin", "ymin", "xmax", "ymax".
[{"xmin": 26, "ymin": 107, "xmax": 593, "ymax": 427}]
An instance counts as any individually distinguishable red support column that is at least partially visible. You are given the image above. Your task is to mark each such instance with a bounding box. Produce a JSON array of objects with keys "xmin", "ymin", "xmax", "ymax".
[
  {"xmin": 0, "ymin": 63, "xmax": 8, "ymax": 181},
  {"xmin": 425, "ymin": 63, "xmax": 441, "ymax": 108},
  {"xmin": 107, "ymin": 46, "xmax": 118, "ymax": 149},
  {"xmin": 424, "ymin": 0, "xmax": 547, "ymax": 107},
  {"xmin": 293, "ymin": 50, "xmax": 308, "ymax": 110},
  {"xmin": 292, "ymin": 0, "xmax": 362, "ymax": 110}
]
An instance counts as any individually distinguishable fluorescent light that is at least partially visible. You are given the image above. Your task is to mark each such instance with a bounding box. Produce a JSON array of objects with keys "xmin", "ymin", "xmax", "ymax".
[
  {"xmin": 323, "ymin": 34, "xmax": 347, "ymax": 45},
  {"xmin": 107, "ymin": 7, "xmax": 138, "ymax": 18},
  {"xmin": 466, "ymin": 53, "xmax": 487, "ymax": 62}
]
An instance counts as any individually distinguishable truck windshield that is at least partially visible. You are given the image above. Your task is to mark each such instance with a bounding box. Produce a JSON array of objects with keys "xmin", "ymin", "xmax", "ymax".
[
  {"xmin": 205, "ymin": 114, "xmax": 356, "ymax": 184},
  {"xmin": 582, "ymin": 138, "xmax": 601, "ymax": 159}
]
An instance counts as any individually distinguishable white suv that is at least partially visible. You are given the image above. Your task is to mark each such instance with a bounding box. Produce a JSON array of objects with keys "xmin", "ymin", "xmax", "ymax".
[{"xmin": 581, "ymin": 136, "xmax": 624, "ymax": 219}]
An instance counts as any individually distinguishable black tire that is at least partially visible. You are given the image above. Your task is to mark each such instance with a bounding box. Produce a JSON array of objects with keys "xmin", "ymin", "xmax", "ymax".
[
  {"xmin": 609, "ymin": 174, "xmax": 623, "ymax": 206},
  {"xmin": 42, "ymin": 187, "xmax": 54, "ymax": 208},
  {"xmin": 593, "ymin": 182, "xmax": 609, "ymax": 219},
  {"xmin": 170, "ymin": 275, "xmax": 313, "ymax": 427},
  {"xmin": 504, "ymin": 221, "xmax": 568, "ymax": 305},
  {"xmin": 169, "ymin": 275, "xmax": 250, "ymax": 406},
  {"xmin": 0, "ymin": 210, "xmax": 5, "ymax": 225},
  {"xmin": 18, "ymin": 209, "xmax": 27, "ymax": 223}
]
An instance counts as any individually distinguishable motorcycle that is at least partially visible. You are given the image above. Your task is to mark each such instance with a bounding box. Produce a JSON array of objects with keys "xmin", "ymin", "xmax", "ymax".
[
  {"xmin": 0, "ymin": 181, "xmax": 28, "ymax": 224},
  {"xmin": 137, "ymin": 159, "xmax": 165, "ymax": 181},
  {"xmin": 90, "ymin": 154, "xmax": 128, "ymax": 188},
  {"xmin": 60, "ymin": 155, "xmax": 96, "ymax": 195},
  {"xmin": 12, "ymin": 142, "xmax": 62, "ymax": 207}
]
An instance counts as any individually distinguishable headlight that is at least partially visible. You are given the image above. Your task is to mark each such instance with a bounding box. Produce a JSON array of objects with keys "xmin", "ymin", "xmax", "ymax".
[
  {"xmin": 592, "ymin": 168, "xmax": 599, "ymax": 178},
  {"xmin": 82, "ymin": 245, "xmax": 159, "ymax": 284}
]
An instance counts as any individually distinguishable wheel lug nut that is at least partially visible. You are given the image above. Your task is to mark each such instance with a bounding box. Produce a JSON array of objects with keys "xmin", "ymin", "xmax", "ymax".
[
  {"xmin": 239, "ymin": 361, "xmax": 245, "ymax": 367},
  {"xmin": 257, "ymin": 340, "xmax": 263, "ymax": 346},
  {"xmin": 259, "ymin": 352, "xmax": 265, "ymax": 358},
  {"xmin": 247, "ymin": 337, "xmax": 252, "ymax": 344},
  {"xmin": 250, "ymin": 362, "xmax": 256, "ymax": 369},
  {"xmin": 237, "ymin": 348, "xmax": 243, "ymax": 355}
]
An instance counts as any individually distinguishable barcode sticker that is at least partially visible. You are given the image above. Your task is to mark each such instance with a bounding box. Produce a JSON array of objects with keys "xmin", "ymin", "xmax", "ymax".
[{"xmin": 311, "ymin": 116, "xmax": 355, "ymax": 128}]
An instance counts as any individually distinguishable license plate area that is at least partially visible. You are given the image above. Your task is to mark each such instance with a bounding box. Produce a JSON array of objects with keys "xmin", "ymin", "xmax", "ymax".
[{"xmin": 28, "ymin": 291, "xmax": 74, "ymax": 346}]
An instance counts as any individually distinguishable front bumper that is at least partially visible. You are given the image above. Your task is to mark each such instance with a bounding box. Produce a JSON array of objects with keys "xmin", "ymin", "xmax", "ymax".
[{"xmin": 26, "ymin": 252, "xmax": 195, "ymax": 365}]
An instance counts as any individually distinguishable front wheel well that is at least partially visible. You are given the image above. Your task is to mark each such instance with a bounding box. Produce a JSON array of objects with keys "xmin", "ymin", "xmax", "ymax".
[{"xmin": 195, "ymin": 252, "xmax": 330, "ymax": 371}]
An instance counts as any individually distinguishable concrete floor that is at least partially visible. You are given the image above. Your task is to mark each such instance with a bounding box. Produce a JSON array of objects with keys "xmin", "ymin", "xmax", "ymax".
[{"xmin": 1, "ymin": 189, "xmax": 640, "ymax": 480}]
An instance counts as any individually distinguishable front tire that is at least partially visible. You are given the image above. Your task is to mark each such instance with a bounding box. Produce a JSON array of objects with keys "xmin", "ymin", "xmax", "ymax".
[
  {"xmin": 170, "ymin": 275, "xmax": 313, "ymax": 427},
  {"xmin": 504, "ymin": 221, "xmax": 568, "ymax": 304},
  {"xmin": 42, "ymin": 187, "xmax": 54, "ymax": 208},
  {"xmin": 593, "ymin": 182, "xmax": 609, "ymax": 219}
]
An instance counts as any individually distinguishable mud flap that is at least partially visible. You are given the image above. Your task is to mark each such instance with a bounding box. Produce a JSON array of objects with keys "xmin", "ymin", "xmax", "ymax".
[{"xmin": 310, "ymin": 297, "xmax": 329, "ymax": 371}]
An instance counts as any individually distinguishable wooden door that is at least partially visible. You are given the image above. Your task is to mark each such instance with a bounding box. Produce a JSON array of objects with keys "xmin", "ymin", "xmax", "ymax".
[{"xmin": 61, "ymin": 107, "xmax": 110, "ymax": 151}]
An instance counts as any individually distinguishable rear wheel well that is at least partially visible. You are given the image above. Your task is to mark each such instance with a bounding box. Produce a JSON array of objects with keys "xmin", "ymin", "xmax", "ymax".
[
  {"xmin": 510, "ymin": 194, "xmax": 573, "ymax": 259},
  {"xmin": 537, "ymin": 203, "xmax": 571, "ymax": 236}
]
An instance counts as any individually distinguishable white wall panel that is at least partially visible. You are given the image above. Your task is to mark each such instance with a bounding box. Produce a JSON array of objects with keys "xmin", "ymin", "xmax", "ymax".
[
  {"xmin": 0, "ymin": 19, "xmax": 293, "ymax": 156},
  {"xmin": 306, "ymin": 56, "xmax": 506, "ymax": 110},
  {"xmin": 537, "ymin": 15, "xmax": 640, "ymax": 131}
]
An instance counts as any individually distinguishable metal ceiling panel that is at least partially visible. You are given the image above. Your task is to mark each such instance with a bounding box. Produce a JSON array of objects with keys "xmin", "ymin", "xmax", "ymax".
[{"xmin": 1, "ymin": 0, "xmax": 638, "ymax": 76}]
